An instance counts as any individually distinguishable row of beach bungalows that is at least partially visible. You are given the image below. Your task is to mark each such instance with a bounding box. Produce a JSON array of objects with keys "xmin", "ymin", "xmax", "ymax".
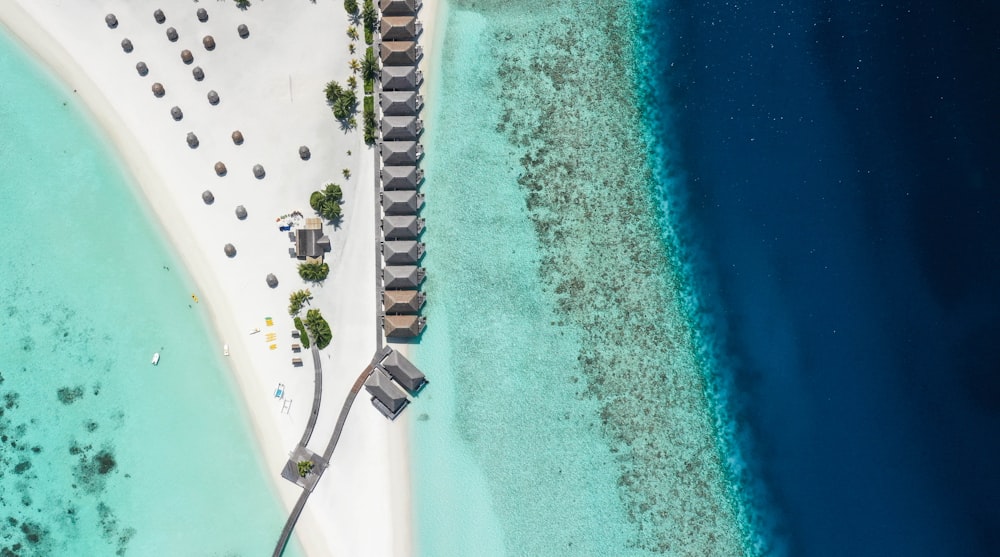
[{"xmin": 377, "ymin": 0, "xmax": 427, "ymax": 340}]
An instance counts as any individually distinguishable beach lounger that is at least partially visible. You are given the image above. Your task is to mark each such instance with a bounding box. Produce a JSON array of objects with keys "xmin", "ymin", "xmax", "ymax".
[{"xmin": 274, "ymin": 383, "xmax": 285, "ymax": 398}]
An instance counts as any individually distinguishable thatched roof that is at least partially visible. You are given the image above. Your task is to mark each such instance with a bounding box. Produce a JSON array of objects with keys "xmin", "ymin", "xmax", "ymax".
[
  {"xmin": 379, "ymin": 41, "xmax": 422, "ymax": 65},
  {"xmin": 382, "ymin": 289, "xmax": 425, "ymax": 314},
  {"xmin": 380, "ymin": 91, "xmax": 423, "ymax": 116},
  {"xmin": 214, "ymin": 161, "xmax": 227, "ymax": 176},
  {"xmin": 152, "ymin": 82, "xmax": 165, "ymax": 98},
  {"xmin": 379, "ymin": 141, "xmax": 423, "ymax": 165},
  {"xmin": 381, "ymin": 116, "xmax": 423, "ymax": 140},
  {"xmin": 186, "ymin": 132, "xmax": 199, "ymax": 148},
  {"xmin": 121, "ymin": 39, "xmax": 133, "ymax": 53},
  {"xmin": 381, "ymin": 190, "xmax": 423, "ymax": 215},
  {"xmin": 252, "ymin": 164, "xmax": 265, "ymax": 178},
  {"xmin": 170, "ymin": 106, "xmax": 183, "ymax": 121},
  {"xmin": 379, "ymin": 0, "xmax": 422, "ymax": 17},
  {"xmin": 224, "ymin": 243, "xmax": 236, "ymax": 257},
  {"xmin": 105, "ymin": 14, "xmax": 118, "ymax": 29},
  {"xmin": 365, "ymin": 369, "xmax": 409, "ymax": 414},
  {"xmin": 380, "ymin": 165, "xmax": 422, "ymax": 190},
  {"xmin": 192, "ymin": 66, "xmax": 205, "ymax": 81},
  {"xmin": 197, "ymin": 8, "xmax": 209, "ymax": 22},
  {"xmin": 166, "ymin": 27, "xmax": 178, "ymax": 42},
  {"xmin": 380, "ymin": 16, "xmax": 423, "ymax": 41},
  {"xmin": 382, "ymin": 215, "xmax": 424, "ymax": 239},
  {"xmin": 299, "ymin": 146, "xmax": 311, "ymax": 160},
  {"xmin": 379, "ymin": 349, "xmax": 427, "ymax": 393},
  {"xmin": 207, "ymin": 90, "xmax": 220, "ymax": 105},
  {"xmin": 153, "ymin": 9, "xmax": 165, "ymax": 24},
  {"xmin": 237, "ymin": 24, "xmax": 249, "ymax": 39},
  {"xmin": 382, "ymin": 240, "xmax": 424, "ymax": 264},
  {"xmin": 202, "ymin": 190, "xmax": 214, "ymax": 204},
  {"xmin": 266, "ymin": 274, "xmax": 278, "ymax": 288},
  {"xmin": 235, "ymin": 205, "xmax": 247, "ymax": 219},
  {"xmin": 383, "ymin": 314, "xmax": 426, "ymax": 338},
  {"xmin": 383, "ymin": 265, "xmax": 425, "ymax": 289},
  {"xmin": 181, "ymin": 49, "xmax": 193, "ymax": 64},
  {"xmin": 231, "ymin": 130, "xmax": 244, "ymax": 145},
  {"xmin": 203, "ymin": 35, "xmax": 216, "ymax": 51},
  {"xmin": 136, "ymin": 62, "xmax": 149, "ymax": 76},
  {"xmin": 380, "ymin": 66, "xmax": 423, "ymax": 91}
]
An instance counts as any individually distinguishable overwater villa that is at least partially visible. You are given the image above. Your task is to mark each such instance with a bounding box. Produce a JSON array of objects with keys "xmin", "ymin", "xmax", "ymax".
[
  {"xmin": 383, "ymin": 265, "xmax": 426, "ymax": 289},
  {"xmin": 379, "ymin": 141, "xmax": 423, "ymax": 165},
  {"xmin": 380, "ymin": 41, "xmax": 423, "ymax": 65},
  {"xmin": 379, "ymin": 16, "xmax": 423, "ymax": 40},
  {"xmin": 381, "ymin": 190, "xmax": 424, "ymax": 215},
  {"xmin": 382, "ymin": 289, "xmax": 425, "ymax": 314},
  {"xmin": 383, "ymin": 314, "xmax": 426, "ymax": 339},
  {"xmin": 382, "ymin": 215, "xmax": 425, "ymax": 239},
  {"xmin": 379, "ymin": 91, "xmax": 423, "ymax": 116},
  {"xmin": 381, "ymin": 116, "xmax": 423, "ymax": 140},
  {"xmin": 365, "ymin": 368, "xmax": 409, "ymax": 420},
  {"xmin": 378, "ymin": 349, "xmax": 427, "ymax": 393},
  {"xmin": 380, "ymin": 165, "xmax": 423, "ymax": 190},
  {"xmin": 379, "ymin": 0, "xmax": 423, "ymax": 16},
  {"xmin": 380, "ymin": 66, "xmax": 423, "ymax": 91},
  {"xmin": 382, "ymin": 240, "xmax": 425, "ymax": 264}
]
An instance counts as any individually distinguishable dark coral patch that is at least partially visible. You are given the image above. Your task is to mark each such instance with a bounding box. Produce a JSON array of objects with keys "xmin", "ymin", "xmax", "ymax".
[{"xmin": 57, "ymin": 386, "xmax": 85, "ymax": 405}]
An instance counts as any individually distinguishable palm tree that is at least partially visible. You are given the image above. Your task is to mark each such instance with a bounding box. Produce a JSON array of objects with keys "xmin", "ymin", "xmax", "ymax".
[
  {"xmin": 298, "ymin": 262, "xmax": 330, "ymax": 282},
  {"xmin": 349, "ymin": 59, "xmax": 361, "ymax": 74},
  {"xmin": 347, "ymin": 26, "xmax": 359, "ymax": 41},
  {"xmin": 361, "ymin": 48, "xmax": 379, "ymax": 81}
]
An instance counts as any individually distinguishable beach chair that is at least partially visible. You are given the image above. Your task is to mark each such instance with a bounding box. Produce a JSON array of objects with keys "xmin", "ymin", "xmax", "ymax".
[
  {"xmin": 280, "ymin": 399, "xmax": 293, "ymax": 414},
  {"xmin": 269, "ymin": 344, "xmax": 278, "ymax": 351},
  {"xmin": 274, "ymin": 383, "xmax": 285, "ymax": 398},
  {"xmin": 265, "ymin": 317, "xmax": 274, "ymax": 327}
]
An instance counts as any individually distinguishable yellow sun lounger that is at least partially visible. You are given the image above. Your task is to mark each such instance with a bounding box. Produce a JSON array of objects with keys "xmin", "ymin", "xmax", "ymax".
[
  {"xmin": 265, "ymin": 317, "xmax": 274, "ymax": 327},
  {"xmin": 269, "ymin": 344, "xmax": 277, "ymax": 351}
]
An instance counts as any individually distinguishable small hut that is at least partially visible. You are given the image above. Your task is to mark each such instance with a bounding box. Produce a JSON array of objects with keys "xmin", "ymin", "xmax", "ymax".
[
  {"xmin": 203, "ymin": 35, "xmax": 216, "ymax": 51},
  {"xmin": 231, "ymin": 130, "xmax": 244, "ymax": 145},
  {"xmin": 202, "ymin": 190, "xmax": 214, "ymax": 205},
  {"xmin": 186, "ymin": 132, "xmax": 199, "ymax": 148},
  {"xmin": 207, "ymin": 90, "xmax": 220, "ymax": 105},
  {"xmin": 105, "ymin": 14, "xmax": 118, "ymax": 29},
  {"xmin": 299, "ymin": 146, "xmax": 311, "ymax": 160},
  {"xmin": 170, "ymin": 106, "xmax": 183, "ymax": 121},
  {"xmin": 136, "ymin": 62, "xmax": 149, "ymax": 76},
  {"xmin": 121, "ymin": 39, "xmax": 133, "ymax": 53},
  {"xmin": 237, "ymin": 24, "xmax": 250, "ymax": 39},
  {"xmin": 192, "ymin": 66, "xmax": 205, "ymax": 81},
  {"xmin": 266, "ymin": 274, "xmax": 278, "ymax": 288},
  {"xmin": 197, "ymin": 8, "xmax": 209, "ymax": 22},
  {"xmin": 252, "ymin": 164, "xmax": 265, "ymax": 179},
  {"xmin": 180, "ymin": 49, "xmax": 193, "ymax": 64},
  {"xmin": 153, "ymin": 9, "xmax": 166, "ymax": 24},
  {"xmin": 152, "ymin": 82, "xmax": 165, "ymax": 98},
  {"xmin": 215, "ymin": 162, "xmax": 227, "ymax": 176},
  {"xmin": 166, "ymin": 27, "xmax": 178, "ymax": 42},
  {"xmin": 235, "ymin": 205, "xmax": 248, "ymax": 220},
  {"xmin": 224, "ymin": 244, "xmax": 236, "ymax": 258}
]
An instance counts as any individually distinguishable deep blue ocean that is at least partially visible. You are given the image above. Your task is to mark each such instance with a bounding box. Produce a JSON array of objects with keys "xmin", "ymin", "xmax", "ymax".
[{"xmin": 645, "ymin": 1, "xmax": 998, "ymax": 555}]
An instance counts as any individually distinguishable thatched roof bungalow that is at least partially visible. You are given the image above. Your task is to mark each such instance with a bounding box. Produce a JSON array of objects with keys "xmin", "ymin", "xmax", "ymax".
[
  {"xmin": 381, "ymin": 116, "xmax": 423, "ymax": 140},
  {"xmin": 365, "ymin": 369, "xmax": 409, "ymax": 419},
  {"xmin": 380, "ymin": 41, "xmax": 422, "ymax": 65},
  {"xmin": 379, "ymin": 349, "xmax": 427, "ymax": 393},
  {"xmin": 382, "ymin": 289, "xmax": 425, "ymax": 314},
  {"xmin": 383, "ymin": 265, "xmax": 425, "ymax": 289},
  {"xmin": 382, "ymin": 240, "xmax": 425, "ymax": 265},
  {"xmin": 380, "ymin": 165, "xmax": 423, "ymax": 190},
  {"xmin": 381, "ymin": 190, "xmax": 424, "ymax": 215},
  {"xmin": 379, "ymin": 16, "xmax": 423, "ymax": 40},
  {"xmin": 382, "ymin": 215, "xmax": 424, "ymax": 239},
  {"xmin": 383, "ymin": 314, "xmax": 426, "ymax": 339},
  {"xmin": 379, "ymin": 91, "xmax": 423, "ymax": 116},
  {"xmin": 379, "ymin": 141, "xmax": 423, "ymax": 165},
  {"xmin": 379, "ymin": 0, "xmax": 422, "ymax": 16}
]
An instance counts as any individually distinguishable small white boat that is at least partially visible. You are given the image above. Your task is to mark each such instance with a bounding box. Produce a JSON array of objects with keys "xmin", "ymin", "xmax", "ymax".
[
  {"xmin": 151, "ymin": 352, "xmax": 160, "ymax": 366},
  {"xmin": 223, "ymin": 344, "xmax": 230, "ymax": 356}
]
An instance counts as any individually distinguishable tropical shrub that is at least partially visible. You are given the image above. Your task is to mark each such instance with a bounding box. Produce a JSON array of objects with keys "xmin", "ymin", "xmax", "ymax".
[
  {"xmin": 363, "ymin": 99, "xmax": 377, "ymax": 145},
  {"xmin": 297, "ymin": 460, "xmax": 314, "ymax": 477},
  {"xmin": 344, "ymin": 0, "xmax": 359, "ymax": 15},
  {"xmin": 235, "ymin": 0, "xmax": 251, "ymax": 9},
  {"xmin": 310, "ymin": 184, "xmax": 344, "ymax": 222},
  {"xmin": 361, "ymin": 48, "xmax": 378, "ymax": 82},
  {"xmin": 288, "ymin": 289, "xmax": 313, "ymax": 316},
  {"xmin": 294, "ymin": 316, "xmax": 310, "ymax": 348},
  {"xmin": 362, "ymin": 0, "xmax": 376, "ymax": 44},
  {"xmin": 332, "ymin": 89, "xmax": 357, "ymax": 120},
  {"xmin": 305, "ymin": 309, "xmax": 333, "ymax": 349},
  {"xmin": 298, "ymin": 262, "xmax": 330, "ymax": 283},
  {"xmin": 324, "ymin": 80, "xmax": 346, "ymax": 106}
]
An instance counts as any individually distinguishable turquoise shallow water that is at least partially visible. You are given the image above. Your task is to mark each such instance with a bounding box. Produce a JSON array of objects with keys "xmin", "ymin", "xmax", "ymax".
[
  {"xmin": 410, "ymin": 1, "xmax": 756, "ymax": 555},
  {"xmin": 0, "ymin": 27, "xmax": 301, "ymax": 556}
]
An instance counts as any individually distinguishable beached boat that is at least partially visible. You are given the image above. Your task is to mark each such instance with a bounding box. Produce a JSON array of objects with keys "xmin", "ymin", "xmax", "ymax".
[{"xmin": 151, "ymin": 352, "xmax": 160, "ymax": 366}]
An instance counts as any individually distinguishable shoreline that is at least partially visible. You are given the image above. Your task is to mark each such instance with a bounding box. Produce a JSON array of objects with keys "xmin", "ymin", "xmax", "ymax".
[{"xmin": 0, "ymin": 1, "xmax": 439, "ymax": 555}]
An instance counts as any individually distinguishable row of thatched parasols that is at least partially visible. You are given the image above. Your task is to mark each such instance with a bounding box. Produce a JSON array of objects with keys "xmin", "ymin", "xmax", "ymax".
[{"xmin": 107, "ymin": 11, "xmax": 249, "ymax": 39}]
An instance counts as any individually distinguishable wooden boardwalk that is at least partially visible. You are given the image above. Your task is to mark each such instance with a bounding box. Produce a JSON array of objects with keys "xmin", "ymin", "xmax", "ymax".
[{"xmin": 299, "ymin": 345, "xmax": 324, "ymax": 447}]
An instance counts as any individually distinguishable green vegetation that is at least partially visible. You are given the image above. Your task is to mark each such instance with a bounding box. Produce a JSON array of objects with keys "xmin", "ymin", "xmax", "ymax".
[
  {"xmin": 234, "ymin": 0, "xmax": 251, "ymax": 9},
  {"xmin": 361, "ymin": 48, "xmax": 379, "ymax": 82},
  {"xmin": 344, "ymin": 0, "xmax": 359, "ymax": 15},
  {"xmin": 304, "ymin": 309, "xmax": 333, "ymax": 350},
  {"xmin": 324, "ymin": 80, "xmax": 357, "ymax": 121},
  {"xmin": 294, "ymin": 316, "xmax": 310, "ymax": 348},
  {"xmin": 363, "ymin": 96, "xmax": 376, "ymax": 145},
  {"xmin": 310, "ymin": 183, "xmax": 344, "ymax": 222},
  {"xmin": 297, "ymin": 460, "xmax": 314, "ymax": 477},
  {"xmin": 342, "ymin": 168, "xmax": 352, "ymax": 179},
  {"xmin": 362, "ymin": 0, "xmax": 376, "ymax": 44},
  {"xmin": 298, "ymin": 262, "xmax": 330, "ymax": 283},
  {"xmin": 347, "ymin": 26, "xmax": 359, "ymax": 41},
  {"xmin": 288, "ymin": 289, "xmax": 313, "ymax": 316},
  {"xmin": 347, "ymin": 75, "xmax": 358, "ymax": 89}
]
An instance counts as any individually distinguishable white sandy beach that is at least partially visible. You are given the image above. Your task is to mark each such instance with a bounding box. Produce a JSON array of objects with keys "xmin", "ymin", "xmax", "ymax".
[{"xmin": 0, "ymin": 1, "xmax": 438, "ymax": 555}]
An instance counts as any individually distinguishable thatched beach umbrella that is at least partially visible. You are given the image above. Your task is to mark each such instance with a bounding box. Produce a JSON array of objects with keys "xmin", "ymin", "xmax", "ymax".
[
  {"xmin": 170, "ymin": 106, "xmax": 183, "ymax": 121},
  {"xmin": 197, "ymin": 8, "xmax": 209, "ymax": 22},
  {"xmin": 237, "ymin": 24, "xmax": 249, "ymax": 39},
  {"xmin": 153, "ymin": 9, "xmax": 166, "ymax": 24},
  {"xmin": 224, "ymin": 243, "xmax": 236, "ymax": 258},
  {"xmin": 121, "ymin": 39, "xmax": 133, "ymax": 53},
  {"xmin": 152, "ymin": 82, "xmax": 165, "ymax": 97},
  {"xmin": 136, "ymin": 62, "xmax": 149, "ymax": 76},
  {"xmin": 192, "ymin": 66, "xmax": 205, "ymax": 81},
  {"xmin": 166, "ymin": 27, "xmax": 178, "ymax": 42},
  {"xmin": 207, "ymin": 90, "xmax": 220, "ymax": 105},
  {"xmin": 252, "ymin": 164, "xmax": 265, "ymax": 179},
  {"xmin": 235, "ymin": 205, "xmax": 248, "ymax": 220},
  {"xmin": 215, "ymin": 162, "xmax": 227, "ymax": 176},
  {"xmin": 202, "ymin": 190, "xmax": 214, "ymax": 204},
  {"xmin": 180, "ymin": 49, "xmax": 193, "ymax": 64},
  {"xmin": 203, "ymin": 35, "xmax": 216, "ymax": 51},
  {"xmin": 231, "ymin": 130, "xmax": 244, "ymax": 145},
  {"xmin": 186, "ymin": 132, "xmax": 199, "ymax": 148},
  {"xmin": 266, "ymin": 274, "xmax": 278, "ymax": 288},
  {"xmin": 105, "ymin": 14, "xmax": 118, "ymax": 29},
  {"xmin": 299, "ymin": 146, "xmax": 311, "ymax": 160}
]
